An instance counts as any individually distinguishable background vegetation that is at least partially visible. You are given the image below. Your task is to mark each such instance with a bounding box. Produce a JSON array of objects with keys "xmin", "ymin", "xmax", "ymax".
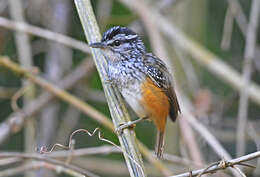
[{"xmin": 0, "ymin": 0, "xmax": 259, "ymax": 176}]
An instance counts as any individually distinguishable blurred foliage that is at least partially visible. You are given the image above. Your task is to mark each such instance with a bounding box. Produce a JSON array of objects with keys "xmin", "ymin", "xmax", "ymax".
[{"xmin": 0, "ymin": 0, "xmax": 259, "ymax": 176}]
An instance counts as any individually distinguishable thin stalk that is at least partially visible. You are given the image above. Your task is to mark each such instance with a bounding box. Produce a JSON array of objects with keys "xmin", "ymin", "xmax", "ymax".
[
  {"xmin": 171, "ymin": 151, "xmax": 260, "ymax": 177},
  {"xmin": 236, "ymin": 0, "xmax": 260, "ymax": 157},
  {"xmin": 8, "ymin": 1, "xmax": 35, "ymax": 177}
]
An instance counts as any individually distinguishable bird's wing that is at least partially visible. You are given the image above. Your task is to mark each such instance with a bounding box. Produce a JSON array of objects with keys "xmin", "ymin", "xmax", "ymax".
[{"xmin": 144, "ymin": 53, "xmax": 181, "ymax": 121}]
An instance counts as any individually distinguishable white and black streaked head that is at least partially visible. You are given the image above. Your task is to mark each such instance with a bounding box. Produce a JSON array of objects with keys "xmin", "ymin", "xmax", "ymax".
[{"xmin": 89, "ymin": 26, "xmax": 146, "ymax": 62}]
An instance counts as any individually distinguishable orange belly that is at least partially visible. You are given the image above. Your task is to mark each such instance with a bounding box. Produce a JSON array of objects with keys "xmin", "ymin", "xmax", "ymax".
[{"xmin": 141, "ymin": 77, "xmax": 170, "ymax": 132}]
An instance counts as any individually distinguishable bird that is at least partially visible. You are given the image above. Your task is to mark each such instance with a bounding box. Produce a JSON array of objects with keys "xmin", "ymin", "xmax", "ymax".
[{"xmin": 89, "ymin": 26, "xmax": 181, "ymax": 159}]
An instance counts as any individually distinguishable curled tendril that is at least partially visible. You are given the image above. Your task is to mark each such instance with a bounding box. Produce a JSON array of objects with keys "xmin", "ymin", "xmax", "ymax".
[
  {"xmin": 11, "ymin": 67, "xmax": 39, "ymax": 112},
  {"xmin": 11, "ymin": 84, "xmax": 32, "ymax": 112},
  {"xmin": 37, "ymin": 128, "xmax": 145, "ymax": 176}
]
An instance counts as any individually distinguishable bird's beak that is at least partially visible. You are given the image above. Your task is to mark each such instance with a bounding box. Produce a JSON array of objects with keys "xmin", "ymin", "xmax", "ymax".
[{"xmin": 89, "ymin": 42, "xmax": 107, "ymax": 49}]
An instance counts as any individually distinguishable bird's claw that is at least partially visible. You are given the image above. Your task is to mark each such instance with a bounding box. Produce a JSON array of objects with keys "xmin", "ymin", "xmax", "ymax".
[
  {"xmin": 115, "ymin": 121, "xmax": 136, "ymax": 135},
  {"xmin": 103, "ymin": 78, "xmax": 114, "ymax": 85}
]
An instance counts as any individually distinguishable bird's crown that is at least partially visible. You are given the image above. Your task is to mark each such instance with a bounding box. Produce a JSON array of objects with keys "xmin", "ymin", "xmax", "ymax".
[{"xmin": 101, "ymin": 26, "xmax": 139, "ymax": 43}]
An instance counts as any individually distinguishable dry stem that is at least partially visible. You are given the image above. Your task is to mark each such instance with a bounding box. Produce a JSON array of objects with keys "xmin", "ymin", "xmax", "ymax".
[
  {"xmin": 0, "ymin": 152, "xmax": 98, "ymax": 177},
  {"xmin": 236, "ymin": 0, "xmax": 260, "ymax": 157},
  {"xmin": 171, "ymin": 151, "xmax": 260, "ymax": 177},
  {"xmin": 0, "ymin": 16, "xmax": 90, "ymax": 53}
]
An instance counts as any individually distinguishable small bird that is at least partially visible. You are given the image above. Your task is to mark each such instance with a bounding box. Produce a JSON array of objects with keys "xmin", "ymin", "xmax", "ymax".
[{"xmin": 89, "ymin": 26, "xmax": 180, "ymax": 159}]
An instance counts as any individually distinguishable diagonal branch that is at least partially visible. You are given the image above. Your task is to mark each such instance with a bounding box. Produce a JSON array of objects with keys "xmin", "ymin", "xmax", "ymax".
[
  {"xmin": 171, "ymin": 151, "xmax": 260, "ymax": 177},
  {"xmin": 0, "ymin": 16, "xmax": 90, "ymax": 53},
  {"xmin": 0, "ymin": 152, "xmax": 98, "ymax": 177},
  {"xmin": 73, "ymin": 0, "xmax": 146, "ymax": 176},
  {"xmin": 226, "ymin": 0, "xmax": 248, "ymax": 36}
]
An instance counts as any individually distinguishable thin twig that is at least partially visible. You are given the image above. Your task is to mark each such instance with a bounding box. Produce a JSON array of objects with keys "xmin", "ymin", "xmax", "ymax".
[
  {"xmin": 171, "ymin": 151, "xmax": 260, "ymax": 177},
  {"xmin": 8, "ymin": 2, "xmax": 36, "ymax": 177},
  {"xmin": 0, "ymin": 147, "xmax": 120, "ymax": 166},
  {"xmin": 0, "ymin": 157, "xmax": 21, "ymax": 166},
  {"xmin": 236, "ymin": 0, "xmax": 260, "ymax": 157},
  {"xmin": 0, "ymin": 152, "xmax": 98, "ymax": 177},
  {"xmin": 248, "ymin": 123, "xmax": 260, "ymax": 171},
  {"xmin": 0, "ymin": 16, "xmax": 90, "ymax": 53},
  {"xmin": 179, "ymin": 116, "xmax": 204, "ymax": 167},
  {"xmin": 0, "ymin": 162, "xmax": 85, "ymax": 177},
  {"xmin": 174, "ymin": 48, "xmax": 200, "ymax": 94},
  {"xmin": 163, "ymin": 153, "xmax": 203, "ymax": 167},
  {"xmin": 226, "ymin": 0, "xmax": 248, "ymax": 36},
  {"xmin": 11, "ymin": 85, "xmax": 32, "ymax": 112},
  {"xmin": 0, "ymin": 163, "xmax": 40, "ymax": 177},
  {"xmin": 221, "ymin": 6, "xmax": 234, "ymax": 50},
  {"xmin": 197, "ymin": 161, "xmax": 219, "ymax": 177},
  {"xmin": 233, "ymin": 166, "xmax": 247, "ymax": 177},
  {"xmin": 46, "ymin": 145, "xmax": 120, "ymax": 157},
  {"xmin": 0, "ymin": 146, "xmax": 120, "ymax": 168}
]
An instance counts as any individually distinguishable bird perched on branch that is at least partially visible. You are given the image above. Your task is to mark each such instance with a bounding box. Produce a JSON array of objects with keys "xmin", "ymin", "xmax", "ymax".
[{"xmin": 89, "ymin": 26, "xmax": 180, "ymax": 159}]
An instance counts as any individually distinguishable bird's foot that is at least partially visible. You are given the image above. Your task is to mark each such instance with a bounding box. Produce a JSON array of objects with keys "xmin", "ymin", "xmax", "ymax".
[
  {"xmin": 115, "ymin": 121, "xmax": 137, "ymax": 135},
  {"xmin": 103, "ymin": 78, "xmax": 115, "ymax": 86}
]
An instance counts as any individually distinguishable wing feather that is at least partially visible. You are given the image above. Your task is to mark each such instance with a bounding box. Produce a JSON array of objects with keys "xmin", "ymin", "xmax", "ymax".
[{"xmin": 144, "ymin": 53, "xmax": 181, "ymax": 122}]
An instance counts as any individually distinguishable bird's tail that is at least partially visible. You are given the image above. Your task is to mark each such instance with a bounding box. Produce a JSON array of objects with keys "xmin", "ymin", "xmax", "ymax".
[{"xmin": 155, "ymin": 130, "xmax": 165, "ymax": 159}]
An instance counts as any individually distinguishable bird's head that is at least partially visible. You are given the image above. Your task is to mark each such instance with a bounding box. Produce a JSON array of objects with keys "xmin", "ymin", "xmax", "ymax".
[{"xmin": 89, "ymin": 26, "xmax": 145, "ymax": 62}]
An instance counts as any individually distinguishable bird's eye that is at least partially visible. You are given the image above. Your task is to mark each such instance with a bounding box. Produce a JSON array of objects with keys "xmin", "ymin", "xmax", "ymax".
[{"xmin": 114, "ymin": 40, "xmax": 120, "ymax": 46}]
